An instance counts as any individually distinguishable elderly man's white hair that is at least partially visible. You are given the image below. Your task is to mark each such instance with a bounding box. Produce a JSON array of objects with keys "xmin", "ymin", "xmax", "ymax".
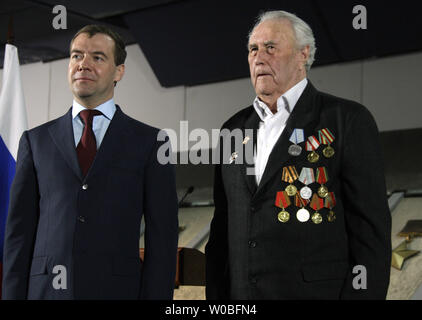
[{"xmin": 248, "ymin": 10, "xmax": 317, "ymax": 72}]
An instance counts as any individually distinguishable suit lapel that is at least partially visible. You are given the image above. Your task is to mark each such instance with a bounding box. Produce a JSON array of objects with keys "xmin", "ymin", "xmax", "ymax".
[
  {"xmin": 255, "ymin": 82, "xmax": 321, "ymax": 196},
  {"xmin": 48, "ymin": 108, "xmax": 83, "ymax": 181},
  {"xmin": 241, "ymin": 108, "xmax": 260, "ymax": 195},
  {"xmin": 48, "ymin": 105, "xmax": 130, "ymax": 182},
  {"xmin": 86, "ymin": 105, "xmax": 129, "ymax": 178}
]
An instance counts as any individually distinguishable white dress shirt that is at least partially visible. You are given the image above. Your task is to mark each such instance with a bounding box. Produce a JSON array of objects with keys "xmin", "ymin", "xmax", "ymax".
[
  {"xmin": 253, "ymin": 78, "xmax": 308, "ymax": 185},
  {"xmin": 72, "ymin": 98, "xmax": 116, "ymax": 149}
]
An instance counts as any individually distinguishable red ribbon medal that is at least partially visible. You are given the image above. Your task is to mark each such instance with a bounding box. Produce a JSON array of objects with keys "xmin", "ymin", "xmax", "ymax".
[
  {"xmin": 306, "ymin": 135, "xmax": 320, "ymax": 163},
  {"xmin": 275, "ymin": 191, "xmax": 291, "ymax": 223},
  {"xmin": 310, "ymin": 194, "xmax": 324, "ymax": 224},
  {"xmin": 316, "ymin": 167, "xmax": 329, "ymax": 198}
]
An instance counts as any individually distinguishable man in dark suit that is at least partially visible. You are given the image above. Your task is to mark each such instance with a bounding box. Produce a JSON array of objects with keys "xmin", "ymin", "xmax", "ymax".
[
  {"xmin": 205, "ymin": 10, "xmax": 391, "ymax": 299},
  {"xmin": 2, "ymin": 25, "xmax": 178, "ymax": 299}
]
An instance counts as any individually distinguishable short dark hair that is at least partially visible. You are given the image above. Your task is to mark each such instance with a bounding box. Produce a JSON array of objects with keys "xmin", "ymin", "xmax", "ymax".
[{"xmin": 70, "ymin": 24, "xmax": 127, "ymax": 66}]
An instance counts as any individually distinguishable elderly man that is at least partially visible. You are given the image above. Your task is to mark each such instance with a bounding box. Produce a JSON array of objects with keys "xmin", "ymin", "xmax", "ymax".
[
  {"xmin": 206, "ymin": 10, "xmax": 391, "ymax": 299},
  {"xmin": 2, "ymin": 25, "xmax": 178, "ymax": 299}
]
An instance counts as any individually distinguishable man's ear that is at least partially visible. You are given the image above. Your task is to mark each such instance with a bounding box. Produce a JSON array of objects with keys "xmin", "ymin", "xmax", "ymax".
[
  {"xmin": 114, "ymin": 64, "xmax": 125, "ymax": 84},
  {"xmin": 299, "ymin": 45, "xmax": 310, "ymax": 66}
]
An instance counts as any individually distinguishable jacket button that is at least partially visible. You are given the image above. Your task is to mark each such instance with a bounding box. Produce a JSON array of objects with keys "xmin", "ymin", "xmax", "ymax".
[
  {"xmin": 249, "ymin": 241, "xmax": 257, "ymax": 248},
  {"xmin": 82, "ymin": 184, "xmax": 88, "ymax": 190},
  {"xmin": 78, "ymin": 216, "xmax": 86, "ymax": 223}
]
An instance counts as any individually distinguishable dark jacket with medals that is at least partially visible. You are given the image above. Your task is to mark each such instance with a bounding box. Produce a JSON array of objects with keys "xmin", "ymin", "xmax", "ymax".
[{"xmin": 206, "ymin": 81, "xmax": 391, "ymax": 300}]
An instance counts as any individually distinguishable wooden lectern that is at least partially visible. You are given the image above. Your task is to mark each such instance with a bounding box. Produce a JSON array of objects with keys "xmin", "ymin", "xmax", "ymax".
[{"xmin": 139, "ymin": 247, "xmax": 205, "ymax": 288}]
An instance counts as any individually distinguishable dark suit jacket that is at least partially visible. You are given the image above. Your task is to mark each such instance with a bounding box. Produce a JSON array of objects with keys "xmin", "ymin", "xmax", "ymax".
[
  {"xmin": 205, "ymin": 82, "xmax": 391, "ymax": 300},
  {"xmin": 2, "ymin": 105, "xmax": 178, "ymax": 300}
]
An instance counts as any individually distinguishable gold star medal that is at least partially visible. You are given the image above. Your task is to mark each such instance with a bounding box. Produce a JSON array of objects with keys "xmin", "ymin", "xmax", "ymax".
[
  {"xmin": 306, "ymin": 135, "xmax": 320, "ymax": 163},
  {"xmin": 275, "ymin": 191, "xmax": 291, "ymax": 223},
  {"xmin": 318, "ymin": 128, "xmax": 335, "ymax": 158},
  {"xmin": 391, "ymin": 241, "xmax": 420, "ymax": 270},
  {"xmin": 282, "ymin": 166, "xmax": 299, "ymax": 196}
]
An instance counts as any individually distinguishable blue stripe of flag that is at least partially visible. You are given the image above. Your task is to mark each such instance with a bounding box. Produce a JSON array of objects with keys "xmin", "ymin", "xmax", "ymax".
[{"xmin": 0, "ymin": 135, "xmax": 16, "ymax": 262}]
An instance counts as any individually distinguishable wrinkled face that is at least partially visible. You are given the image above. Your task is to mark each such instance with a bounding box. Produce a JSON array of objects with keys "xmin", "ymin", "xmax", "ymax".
[
  {"xmin": 68, "ymin": 33, "xmax": 124, "ymax": 106},
  {"xmin": 248, "ymin": 19, "xmax": 308, "ymax": 98}
]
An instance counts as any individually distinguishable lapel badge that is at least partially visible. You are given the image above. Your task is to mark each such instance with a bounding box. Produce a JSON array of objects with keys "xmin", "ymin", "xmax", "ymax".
[
  {"xmin": 229, "ymin": 152, "xmax": 238, "ymax": 164},
  {"xmin": 243, "ymin": 136, "xmax": 250, "ymax": 145}
]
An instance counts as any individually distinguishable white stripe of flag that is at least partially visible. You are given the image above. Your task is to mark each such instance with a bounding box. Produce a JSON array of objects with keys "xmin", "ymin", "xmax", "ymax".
[{"xmin": 0, "ymin": 44, "xmax": 28, "ymax": 160}]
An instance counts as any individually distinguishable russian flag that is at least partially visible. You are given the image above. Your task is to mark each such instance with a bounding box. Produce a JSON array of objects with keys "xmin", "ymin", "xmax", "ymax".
[{"xmin": 0, "ymin": 44, "xmax": 28, "ymax": 298}]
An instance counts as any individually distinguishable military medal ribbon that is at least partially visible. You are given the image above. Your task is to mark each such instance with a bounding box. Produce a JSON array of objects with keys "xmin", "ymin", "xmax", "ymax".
[
  {"xmin": 295, "ymin": 192, "xmax": 310, "ymax": 207},
  {"xmin": 318, "ymin": 128, "xmax": 335, "ymax": 145},
  {"xmin": 316, "ymin": 167, "xmax": 329, "ymax": 198},
  {"xmin": 289, "ymin": 129, "xmax": 305, "ymax": 144},
  {"xmin": 298, "ymin": 167, "xmax": 314, "ymax": 200},
  {"xmin": 282, "ymin": 166, "xmax": 299, "ymax": 183},
  {"xmin": 325, "ymin": 192, "xmax": 337, "ymax": 222},
  {"xmin": 318, "ymin": 128, "xmax": 335, "ymax": 158},
  {"xmin": 275, "ymin": 191, "xmax": 291, "ymax": 223},
  {"xmin": 288, "ymin": 129, "xmax": 305, "ymax": 156},
  {"xmin": 310, "ymin": 194, "xmax": 324, "ymax": 224},
  {"xmin": 282, "ymin": 166, "xmax": 299, "ymax": 196},
  {"xmin": 306, "ymin": 135, "xmax": 320, "ymax": 151},
  {"xmin": 316, "ymin": 167, "xmax": 328, "ymax": 184},
  {"xmin": 310, "ymin": 194, "xmax": 324, "ymax": 211},
  {"xmin": 275, "ymin": 191, "xmax": 291, "ymax": 209},
  {"xmin": 299, "ymin": 168, "xmax": 315, "ymax": 185},
  {"xmin": 324, "ymin": 192, "xmax": 336, "ymax": 209},
  {"xmin": 306, "ymin": 136, "xmax": 320, "ymax": 163}
]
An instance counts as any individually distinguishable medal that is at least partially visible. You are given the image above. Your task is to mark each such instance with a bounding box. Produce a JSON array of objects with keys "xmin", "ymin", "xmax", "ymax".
[
  {"xmin": 278, "ymin": 210, "xmax": 290, "ymax": 223},
  {"xmin": 318, "ymin": 128, "xmax": 335, "ymax": 158},
  {"xmin": 310, "ymin": 194, "xmax": 324, "ymax": 224},
  {"xmin": 298, "ymin": 168, "xmax": 315, "ymax": 200},
  {"xmin": 300, "ymin": 187, "xmax": 312, "ymax": 200},
  {"xmin": 316, "ymin": 167, "xmax": 329, "ymax": 198},
  {"xmin": 323, "ymin": 146, "xmax": 335, "ymax": 158},
  {"xmin": 295, "ymin": 192, "xmax": 310, "ymax": 223},
  {"xmin": 288, "ymin": 129, "xmax": 304, "ymax": 156},
  {"xmin": 275, "ymin": 191, "xmax": 291, "ymax": 223},
  {"xmin": 288, "ymin": 144, "xmax": 302, "ymax": 157},
  {"xmin": 297, "ymin": 208, "xmax": 310, "ymax": 223},
  {"xmin": 308, "ymin": 151, "xmax": 319, "ymax": 163},
  {"xmin": 285, "ymin": 184, "xmax": 297, "ymax": 196},
  {"xmin": 325, "ymin": 192, "xmax": 337, "ymax": 222},
  {"xmin": 312, "ymin": 212, "xmax": 322, "ymax": 224},
  {"xmin": 327, "ymin": 211, "xmax": 336, "ymax": 222},
  {"xmin": 318, "ymin": 185, "xmax": 329, "ymax": 198},
  {"xmin": 306, "ymin": 136, "xmax": 320, "ymax": 163},
  {"xmin": 282, "ymin": 166, "xmax": 299, "ymax": 196}
]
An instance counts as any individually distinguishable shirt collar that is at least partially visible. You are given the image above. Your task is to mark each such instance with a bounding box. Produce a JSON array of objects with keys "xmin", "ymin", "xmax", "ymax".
[
  {"xmin": 253, "ymin": 78, "xmax": 308, "ymax": 121},
  {"xmin": 72, "ymin": 98, "xmax": 116, "ymax": 121}
]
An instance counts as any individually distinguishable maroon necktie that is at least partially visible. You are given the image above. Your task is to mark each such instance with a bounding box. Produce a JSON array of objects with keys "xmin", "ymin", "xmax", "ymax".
[{"xmin": 76, "ymin": 109, "xmax": 102, "ymax": 176}]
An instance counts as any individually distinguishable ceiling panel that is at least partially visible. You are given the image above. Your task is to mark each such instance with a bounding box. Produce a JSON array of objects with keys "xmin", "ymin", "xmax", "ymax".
[{"xmin": 1, "ymin": 0, "xmax": 421, "ymax": 86}]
